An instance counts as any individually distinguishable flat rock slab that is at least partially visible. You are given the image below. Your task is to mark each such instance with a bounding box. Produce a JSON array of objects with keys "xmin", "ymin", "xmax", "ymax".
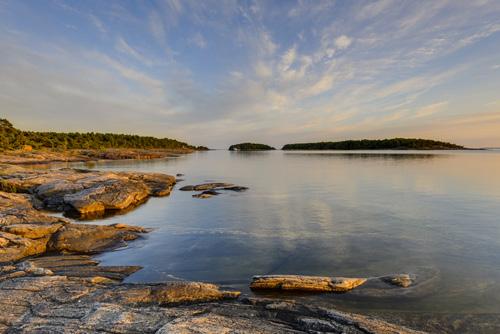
[
  {"xmin": 250, "ymin": 275, "xmax": 367, "ymax": 292},
  {"xmin": 0, "ymin": 165, "xmax": 176, "ymax": 218},
  {"xmin": 0, "ymin": 190, "xmax": 149, "ymax": 262},
  {"xmin": 0, "ymin": 255, "xmax": 425, "ymax": 333},
  {"xmin": 47, "ymin": 223, "xmax": 147, "ymax": 254},
  {"xmin": 181, "ymin": 182, "xmax": 249, "ymax": 199}
]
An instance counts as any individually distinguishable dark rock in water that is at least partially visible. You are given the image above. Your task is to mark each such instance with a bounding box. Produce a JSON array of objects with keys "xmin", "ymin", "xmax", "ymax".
[
  {"xmin": 176, "ymin": 173, "xmax": 184, "ymax": 177},
  {"xmin": 381, "ymin": 274, "xmax": 413, "ymax": 288},
  {"xmin": 223, "ymin": 185, "xmax": 249, "ymax": 192},
  {"xmin": 349, "ymin": 268, "xmax": 439, "ymax": 299},
  {"xmin": 192, "ymin": 190, "xmax": 221, "ymax": 199},
  {"xmin": 179, "ymin": 183, "xmax": 234, "ymax": 191}
]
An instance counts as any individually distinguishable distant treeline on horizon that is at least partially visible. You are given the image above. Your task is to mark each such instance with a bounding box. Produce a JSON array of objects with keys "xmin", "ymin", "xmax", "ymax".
[
  {"xmin": 282, "ymin": 138, "xmax": 464, "ymax": 150},
  {"xmin": 0, "ymin": 119, "xmax": 207, "ymax": 151}
]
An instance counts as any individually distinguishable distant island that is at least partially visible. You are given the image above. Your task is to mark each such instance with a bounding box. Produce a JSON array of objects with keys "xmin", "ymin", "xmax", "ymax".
[
  {"xmin": 282, "ymin": 138, "xmax": 465, "ymax": 150},
  {"xmin": 229, "ymin": 143, "xmax": 276, "ymax": 151},
  {"xmin": 0, "ymin": 119, "xmax": 207, "ymax": 151}
]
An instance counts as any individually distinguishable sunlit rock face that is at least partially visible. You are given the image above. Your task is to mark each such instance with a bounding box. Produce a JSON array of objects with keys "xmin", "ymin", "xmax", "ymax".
[{"xmin": 0, "ymin": 165, "xmax": 176, "ymax": 217}]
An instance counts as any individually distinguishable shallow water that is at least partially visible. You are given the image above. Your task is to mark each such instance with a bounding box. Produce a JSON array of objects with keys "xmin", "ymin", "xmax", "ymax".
[{"xmin": 74, "ymin": 150, "xmax": 500, "ymax": 333}]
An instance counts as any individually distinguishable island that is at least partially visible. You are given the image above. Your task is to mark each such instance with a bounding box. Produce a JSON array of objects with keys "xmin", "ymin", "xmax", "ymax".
[
  {"xmin": 228, "ymin": 142, "xmax": 276, "ymax": 151},
  {"xmin": 282, "ymin": 138, "xmax": 465, "ymax": 150}
]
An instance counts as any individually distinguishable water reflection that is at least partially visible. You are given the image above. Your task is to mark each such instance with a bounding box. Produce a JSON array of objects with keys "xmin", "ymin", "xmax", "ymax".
[
  {"xmin": 78, "ymin": 150, "xmax": 500, "ymax": 333},
  {"xmin": 284, "ymin": 151, "xmax": 441, "ymax": 160}
]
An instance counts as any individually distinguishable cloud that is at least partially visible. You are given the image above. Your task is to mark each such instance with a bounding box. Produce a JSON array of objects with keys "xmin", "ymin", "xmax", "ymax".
[
  {"xmin": 115, "ymin": 37, "xmax": 152, "ymax": 66},
  {"xmin": 88, "ymin": 14, "xmax": 106, "ymax": 34},
  {"xmin": 334, "ymin": 35, "xmax": 352, "ymax": 49},
  {"xmin": 149, "ymin": 11, "xmax": 166, "ymax": 44},
  {"xmin": 413, "ymin": 101, "xmax": 449, "ymax": 118},
  {"xmin": 188, "ymin": 32, "xmax": 207, "ymax": 48}
]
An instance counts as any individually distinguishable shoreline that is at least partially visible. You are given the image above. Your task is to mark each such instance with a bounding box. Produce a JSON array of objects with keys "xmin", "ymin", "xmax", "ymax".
[
  {"xmin": 0, "ymin": 148, "xmax": 195, "ymax": 166},
  {"xmin": 0, "ymin": 151, "xmax": 424, "ymax": 333}
]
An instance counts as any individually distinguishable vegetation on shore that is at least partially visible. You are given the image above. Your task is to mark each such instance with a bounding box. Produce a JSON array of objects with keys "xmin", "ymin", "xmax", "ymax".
[
  {"xmin": 229, "ymin": 143, "xmax": 275, "ymax": 151},
  {"xmin": 0, "ymin": 119, "xmax": 206, "ymax": 151},
  {"xmin": 282, "ymin": 138, "xmax": 464, "ymax": 150}
]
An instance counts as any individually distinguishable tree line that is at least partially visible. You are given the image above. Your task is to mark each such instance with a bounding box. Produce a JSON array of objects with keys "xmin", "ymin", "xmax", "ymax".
[
  {"xmin": 0, "ymin": 119, "xmax": 206, "ymax": 151},
  {"xmin": 228, "ymin": 143, "xmax": 276, "ymax": 151},
  {"xmin": 282, "ymin": 138, "xmax": 464, "ymax": 150}
]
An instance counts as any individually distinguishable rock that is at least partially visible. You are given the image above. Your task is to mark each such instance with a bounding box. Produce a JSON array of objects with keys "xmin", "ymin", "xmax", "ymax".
[
  {"xmin": 47, "ymin": 224, "xmax": 146, "ymax": 254},
  {"xmin": 0, "ymin": 191, "xmax": 66, "ymax": 226},
  {"xmin": 0, "ymin": 181, "xmax": 150, "ymax": 263},
  {"xmin": 179, "ymin": 183, "xmax": 234, "ymax": 191},
  {"xmin": 125, "ymin": 172, "xmax": 176, "ymax": 196},
  {"xmin": 0, "ymin": 166, "xmax": 176, "ymax": 217},
  {"xmin": 63, "ymin": 178, "xmax": 150, "ymax": 216},
  {"xmin": 250, "ymin": 275, "xmax": 367, "ymax": 292},
  {"xmin": 176, "ymin": 173, "xmax": 184, "ymax": 177},
  {"xmin": 96, "ymin": 282, "xmax": 241, "ymax": 305},
  {"xmin": 0, "ymin": 255, "xmax": 425, "ymax": 334},
  {"xmin": 0, "ymin": 231, "xmax": 49, "ymax": 263},
  {"xmin": 1, "ymin": 223, "xmax": 63, "ymax": 239},
  {"xmin": 192, "ymin": 190, "xmax": 220, "ymax": 199},
  {"xmin": 222, "ymin": 185, "xmax": 249, "ymax": 191},
  {"xmin": 381, "ymin": 274, "xmax": 413, "ymax": 288}
]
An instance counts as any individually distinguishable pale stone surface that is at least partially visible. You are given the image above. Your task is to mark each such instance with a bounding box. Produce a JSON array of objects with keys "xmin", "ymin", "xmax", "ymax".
[
  {"xmin": 250, "ymin": 275, "xmax": 368, "ymax": 292},
  {"xmin": 0, "ymin": 165, "xmax": 176, "ymax": 217},
  {"xmin": 0, "ymin": 190, "xmax": 148, "ymax": 262},
  {"xmin": 0, "ymin": 258, "xmax": 425, "ymax": 334}
]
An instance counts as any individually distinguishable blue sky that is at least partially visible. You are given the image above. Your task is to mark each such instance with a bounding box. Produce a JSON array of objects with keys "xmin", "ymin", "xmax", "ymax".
[{"xmin": 1, "ymin": 0, "xmax": 499, "ymax": 148}]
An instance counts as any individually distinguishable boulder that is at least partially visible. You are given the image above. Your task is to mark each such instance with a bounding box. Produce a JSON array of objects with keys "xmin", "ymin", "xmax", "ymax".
[
  {"xmin": 97, "ymin": 281, "xmax": 241, "ymax": 305},
  {"xmin": 381, "ymin": 273, "xmax": 413, "ymax": 288},
  {"xmin": 63, "ymin": 179, "xmax": 150, "ymax": 215},
  {"xmin": 250, "ymin": 275, "xmax": 367, "ymax": 292},
  {"xmin": 1, "ymin": 223, "xmax": 63, "ymax": 239},
  {"xmin": 0, "ymin": 231, "xmax": 49, "ymax": 263},
  {"xmin": 0, "ymin": 166, "xmax": 176, "ymax": 217},
  {"xmin": 47, "ymin": 224, "xmax": 146, "ymax": 254}
]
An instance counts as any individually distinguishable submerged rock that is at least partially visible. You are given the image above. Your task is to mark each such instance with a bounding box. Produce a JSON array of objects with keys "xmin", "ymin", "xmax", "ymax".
[
  {"xmin": 250, "ymin": 275, "xmax": 367, "ymax": 292},
  {"xmin": 179, "ymin": 183, "xmax": 234, "ymax": 191},
  {"xmin": 192, "ymin": 190, "xmax": 221, "ymax": 198},
  {"xmin": 181, "ymin": 182, "xmax": 248, "ymax": 199},
  {"xmin": 381, "ymin": 273, "xmax": 413, "ymax": 288}
]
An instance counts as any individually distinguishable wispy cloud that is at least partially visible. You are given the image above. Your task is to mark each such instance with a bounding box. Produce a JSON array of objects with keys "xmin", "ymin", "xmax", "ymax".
[
  {"xmin": 115, "ymin": 37, "xmax": 153, "ymax": 66},
  {"xmin": 1, "ymin": 0, "xmax": 500, "ymax": 147},
  {"xmin": 188, "ymin": 32, "xmax": 207, "ymax": 49},
  {"xmin": 414, "ymin": 101, "xmax": 449, "ymax": 118}
]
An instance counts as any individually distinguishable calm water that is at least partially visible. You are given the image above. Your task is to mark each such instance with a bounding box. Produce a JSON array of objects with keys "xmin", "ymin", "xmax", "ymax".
[{"xmin": 73, "ymin": 150, "xmax": 500, "ymax": 333}]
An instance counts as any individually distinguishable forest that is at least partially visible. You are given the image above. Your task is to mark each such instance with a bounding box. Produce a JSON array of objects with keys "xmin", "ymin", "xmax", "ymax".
[
  {"xmin": 0, "ymin": 119, "xmax": 204, "ymax": 151},
  {"xmin": 282, "ymin": 138, "xmax": 465, "ymax": 150},
  {"xmin": 228, "ymin": 143, "xmax": 276, "ymax": 151}
]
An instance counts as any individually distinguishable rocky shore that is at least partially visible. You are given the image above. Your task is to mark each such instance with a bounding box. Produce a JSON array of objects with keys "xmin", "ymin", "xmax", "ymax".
[
  {"xmin": 0, "ymin": 161, "xmax": 425, "ymax": 333},
  {"xmin": 0, "ymin": 148, "xmax": 191, "ymax": 166}
]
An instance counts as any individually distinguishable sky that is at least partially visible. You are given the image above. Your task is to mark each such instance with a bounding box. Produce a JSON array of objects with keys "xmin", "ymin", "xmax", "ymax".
[{"xmin": 0, "ymin": 0, "xmax": 499, "ymax": 148}]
